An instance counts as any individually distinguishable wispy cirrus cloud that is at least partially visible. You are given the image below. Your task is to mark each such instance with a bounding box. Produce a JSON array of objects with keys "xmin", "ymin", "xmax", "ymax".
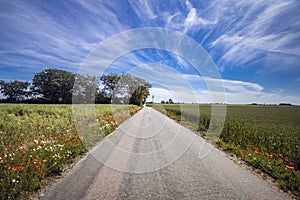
[{"xmin": 208, "ymin": 0, "xmax": 300, "ymax": 72}]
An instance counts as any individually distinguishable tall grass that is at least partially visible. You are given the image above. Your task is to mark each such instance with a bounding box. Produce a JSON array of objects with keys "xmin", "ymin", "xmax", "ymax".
[{"xmin": 0, "ymin": 104, "xmax": 140, "ymax": 199}]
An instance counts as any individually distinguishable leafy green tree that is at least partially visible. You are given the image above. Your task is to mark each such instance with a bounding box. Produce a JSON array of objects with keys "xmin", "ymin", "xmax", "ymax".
[
  {"xmin": 100, "ymin": 73, "xmax": 151, "ymax": 106},
  {"xmin": 73, "ymin": 74, "xmax": 100, "ymax": 104},
  {"xmin": 0, "ymin": 80, "xmax": 30, "ymax": 102},
  {"xmin": 100, "ymin": 74, "xmax": 120, "ymax": 102},
  {"xmin": 31, "ymin": 69, "xmax": 75, "ymax": 103}
]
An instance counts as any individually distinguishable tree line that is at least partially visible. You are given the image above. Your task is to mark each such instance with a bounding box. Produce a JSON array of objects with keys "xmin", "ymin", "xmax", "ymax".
[{"xmin": 0, "ymin": 68, "xmax": 151, "ymax": 106}]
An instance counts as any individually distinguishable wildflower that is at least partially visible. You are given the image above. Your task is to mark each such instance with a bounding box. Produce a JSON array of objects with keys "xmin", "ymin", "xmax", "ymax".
[
  {"xmin": 22, "ymin": 152, "xmax": 27, "ymax": 157},
  {"xmin": 238, "ymin": 140, "xmax": 243, "ymax": 145},
  {"xmin": 279, "ymin": 159, "xmax": 283, "ymax": 163},
  {"xmin": 278, "ymin": 153, "xmax": 283, "ymax": 157},
  {"xmin": 0, "ymin": 153, "xmax": 4, "ymax": 157},
  {"xmin": 267, "ymin": 154, "xmax": 273, "ymax": 159},
  {"xmin": 286, "ymin": 165, "xmax": 295, "ymax": 172},
  {"xmin": 18, "ymin": 166, "xmax": 24, "ymax": 171},
  {"xmin": 34, "ymin": 165, "xmax": 41, "ymax": 170},
  {"xmin": 0, "ymin": 179, "xmax": 3, "ymax": 184},
  {"xmin": 284, "ymin": 157, "xmax": 289, "ymax": 162},
  {"xmin": 271, "ymin": 152, "xmax": 277, "ymax": 157},
  {"xmin": 12, "ymin": 166, "xmax": 18, "ymax": 171},
  {"xmin": 247, "ymin": 151, "xmax": 252, "ymax": 156},
  {"xmin": 253, "ymin": 147, "xmax": 259, "ymax": 151}
]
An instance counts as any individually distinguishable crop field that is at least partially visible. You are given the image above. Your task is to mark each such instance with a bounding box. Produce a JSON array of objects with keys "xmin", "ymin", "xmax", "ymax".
[
  {"xmin": 151, "ymin": 104, "xmax": 300, "ymax": 194},
  {"xmin": 0, "ymin": 104, "xmax": 140, "ymax": 199}
]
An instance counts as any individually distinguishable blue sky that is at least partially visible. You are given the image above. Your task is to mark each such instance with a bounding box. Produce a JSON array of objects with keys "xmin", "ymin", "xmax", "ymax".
[{"xmin": 0, "ymin": 0, "xmax": 299, "ymax": 104}]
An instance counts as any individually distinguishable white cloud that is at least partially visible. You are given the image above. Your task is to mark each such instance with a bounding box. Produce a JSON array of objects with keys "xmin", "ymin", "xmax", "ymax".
[
  {"xmin": 164, "ymin": 0, "xmax": 218, "ymax": 33},
  {"xmin": 127, "ymin": 0, "xmax": 157, "ymax": 20},
  {"xmin": 184, "ymin": 8, "xmax": 217, "ymax": 33},
  {"xmin": 209, "ymin": 0, "xmax": 299, "ymax": 69}
]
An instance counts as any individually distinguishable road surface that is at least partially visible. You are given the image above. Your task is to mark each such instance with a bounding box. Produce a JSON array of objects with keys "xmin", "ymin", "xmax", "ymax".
[{"xmin": 42, "ymin": 107, "xmax": 292, "ymax": 200}]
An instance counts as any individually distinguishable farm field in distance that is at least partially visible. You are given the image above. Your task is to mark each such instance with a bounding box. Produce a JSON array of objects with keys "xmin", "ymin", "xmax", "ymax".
[
  {"xmin": 0, "ymin": 104, "xmax": 140, "ymax": 199},
  {"xmin": 150, "ymin": 104, "xmax": 300, "ymax": 195}
]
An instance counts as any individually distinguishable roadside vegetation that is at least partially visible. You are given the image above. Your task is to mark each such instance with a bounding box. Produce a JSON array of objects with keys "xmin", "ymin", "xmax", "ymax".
[
  {"xmin": 0, "ymin": 104, "xmax": 140, "ymax": 199},
  {"xmin": 150, "ymin": 104, "xmax": 300, "ymax": 195}
]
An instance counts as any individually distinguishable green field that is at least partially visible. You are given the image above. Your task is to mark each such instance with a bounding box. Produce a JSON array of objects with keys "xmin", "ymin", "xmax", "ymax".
[
  {"xmin": 0, "ymin": 104, "xmax": 140, "ymax": 199},
  {"xmin": 151, "ymin": 104, "xmax": 300, "ymax": 194}
]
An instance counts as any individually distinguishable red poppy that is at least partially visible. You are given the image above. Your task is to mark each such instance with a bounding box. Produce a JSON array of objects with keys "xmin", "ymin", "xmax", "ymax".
[
  {"xmin": 253, "ymin": 147, "xmax": 258, "ymax": 151},
  {"xmin": 279, "ymin": 159, "xmax": 283, "ymax": 163},
  {"xmin": 0, "ymin": 179, "xmax": 3, "ymax": 184},
  {"xmin": 22, "ymin": 153, "xmax": 27, "ymax": 157},
  {"xmin": 278, "ymin": 154, "xmax": 283, "ymax": 157},
  {"xmin": 286, "ymin": 165, "xmax": 295, "ymax": 172},
  {"xmin": 12, "ymin": 166, "xmax": 18, "ymax": 171},
  {"xmin": 267, "ymin": 154, "xmax": 273, "ymax": 159},
  {"xmin": 284, "ymin": 157, "xmax": 289, "ymax": 162},
  {"xmin": 34, "ymin": 165, "xmax": 41, "ymax": 170},
  {"xmin": 0, "ymin": 153, "xmax": 4, "ymax": 157},
  {"xmin": 18, "ymin": 166, "xmax": 24, "ymax": 171}
]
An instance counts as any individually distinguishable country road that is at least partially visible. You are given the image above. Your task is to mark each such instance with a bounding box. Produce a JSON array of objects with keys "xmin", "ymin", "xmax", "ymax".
[{"xmin": 42, "ymin": 107, "xmax": 292, "ymax": 200}]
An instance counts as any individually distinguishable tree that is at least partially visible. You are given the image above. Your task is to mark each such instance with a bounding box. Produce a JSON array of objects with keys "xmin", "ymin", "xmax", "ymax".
[
  {"xmin": 100, "ymin": 74, "xmax": 120, "ymax": 102},
  {"xmin": 161, "ymin": 100, "xmax": 165, "ymax": 104},
  {"xmin": 0, "ymin": 80, "xmax": 30, "ymax": 102},
  {"xmin": 100, "ymin": 73, "xmax": 151, "ymax": 106},
  {"xmin": 73, "ymin": 74, "xmax": 100, "ymax": 104},
  {"xmin": 31, "ymin": 69, "xmax": 75, "ymax": 103},
  {"xmin": 168, "ymin": 99, "xmax": 174, "ymax": 104},
  {"xmin": 118, "ymin": 74, "xmax": 151, "ymax": 106}
]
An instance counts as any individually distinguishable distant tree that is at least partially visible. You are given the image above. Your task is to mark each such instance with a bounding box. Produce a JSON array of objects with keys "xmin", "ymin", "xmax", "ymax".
[
  {"xmin": 31, "ymin": 69, "xmax": 75, "ymax": 103},
  {"xmin": 100, "ymin": 73, "xmax": 151, "ymax": 106},
  {"xmin": 161, "ymin": 100, "xmax": 165, "ymax": 104},
  {"xmin": 127, "ymin": 76, "xmax": 151, "ymax": 106},
  {"xmin": 168, "ymin": 99, "xmax": 174, "ymax": 104},
  {"xmin": 73, "ymin": 74, "xmax": 100, "ymax": 104},
  {"xmin": 0, "ymin": 80, "xmax": 30, "ymax": 102},
  {"xmin": 95, "ymin": 91, "xmax": 110, "ymax": 104},
  {"xmin": 100, "ymin": 74, "xmax": 120, "ymax": 102}
]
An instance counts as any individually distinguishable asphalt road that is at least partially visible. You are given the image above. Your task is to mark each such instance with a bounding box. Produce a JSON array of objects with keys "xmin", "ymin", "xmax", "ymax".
[{"xmin": 42, "ymin": 107, "xmax": 292, "ymax": 200}]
